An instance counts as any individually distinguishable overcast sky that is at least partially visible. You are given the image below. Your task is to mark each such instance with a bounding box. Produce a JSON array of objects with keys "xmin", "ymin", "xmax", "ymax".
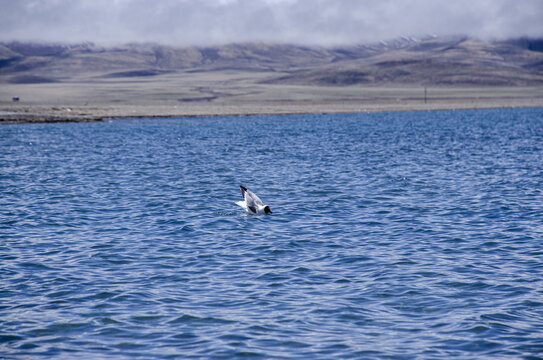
[{"xmin": 1, "ymin": 0, "xmax": 542, "ymax": 46}]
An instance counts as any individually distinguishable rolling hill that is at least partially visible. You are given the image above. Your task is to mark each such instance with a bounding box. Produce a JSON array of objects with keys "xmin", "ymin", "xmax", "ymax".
[{"xmin": 2, "ymin": 36, "xmax": 543, "ymax": 86}]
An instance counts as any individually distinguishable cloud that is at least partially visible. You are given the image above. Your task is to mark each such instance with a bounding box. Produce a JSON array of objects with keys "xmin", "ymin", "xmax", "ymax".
[{"xmin": 1, "ymin": 0, "xmax": 542, "ymax": 45}]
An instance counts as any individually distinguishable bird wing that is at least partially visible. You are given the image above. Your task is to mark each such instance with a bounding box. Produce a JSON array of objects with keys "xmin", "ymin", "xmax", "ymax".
[
  {"xmin": 245, "ymin": 189, "xmax": 264, "ymax": 207},
  {"xmin": 240, "ymin": 185, "xmax": 248, "ymax": 198},
  {"xmin": 238, "ymin": 186, "xmax": 265, "ymax": 214}
]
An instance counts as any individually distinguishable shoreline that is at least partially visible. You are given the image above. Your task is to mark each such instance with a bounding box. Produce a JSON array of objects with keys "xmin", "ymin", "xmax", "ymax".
[
  {"xmin": 2, "ymin": 101, "xmax": 542, "ymax": 124},
  {"xmin": 2, "ymin": 84, "xmax": 543, "ymax": 124}
]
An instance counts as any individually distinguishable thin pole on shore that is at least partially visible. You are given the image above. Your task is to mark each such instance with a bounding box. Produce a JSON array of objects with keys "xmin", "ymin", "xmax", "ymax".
[{"xmin": 424, "ymin": 87, "xmax": 427, "ymax": 104}]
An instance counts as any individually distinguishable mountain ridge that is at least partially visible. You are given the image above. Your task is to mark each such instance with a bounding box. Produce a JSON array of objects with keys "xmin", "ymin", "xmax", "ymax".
[{"xmin": 1, "ymin": 36, "xmax": 543, "ymax": 86}]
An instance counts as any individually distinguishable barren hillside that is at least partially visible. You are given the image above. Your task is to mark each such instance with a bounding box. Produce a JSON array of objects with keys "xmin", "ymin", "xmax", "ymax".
[{"xmin": 2, "ymin": 37, "xmax": 543, "ymax": 86}]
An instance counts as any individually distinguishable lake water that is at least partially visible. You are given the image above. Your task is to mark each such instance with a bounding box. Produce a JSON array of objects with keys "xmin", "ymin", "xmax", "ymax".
[{"xmin": 1, "ymin": 108, "xmax": 543, "ymax": 359}]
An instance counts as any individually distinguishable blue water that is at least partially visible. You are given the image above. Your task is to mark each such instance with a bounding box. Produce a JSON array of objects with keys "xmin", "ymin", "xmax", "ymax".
[{"xmin": 1, "ymin": 108, "xmax": 543, "ymax": 359}]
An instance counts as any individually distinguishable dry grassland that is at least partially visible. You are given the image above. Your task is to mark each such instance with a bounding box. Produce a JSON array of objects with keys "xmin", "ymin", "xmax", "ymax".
[{"xmin": 2, "ymin": 70, "xmax": 543, "ymax": 123}]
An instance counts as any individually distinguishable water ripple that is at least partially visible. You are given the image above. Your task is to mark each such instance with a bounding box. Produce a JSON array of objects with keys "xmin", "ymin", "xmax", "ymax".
[{"xmin": 1, "ymin": 109, "xmax": 543, "ymax": 358}]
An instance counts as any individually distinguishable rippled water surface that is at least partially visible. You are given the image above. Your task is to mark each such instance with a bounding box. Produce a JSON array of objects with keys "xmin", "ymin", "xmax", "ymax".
[{"xmin": 1, "ymin": 108, "xmax": 543, "ymax": 359}]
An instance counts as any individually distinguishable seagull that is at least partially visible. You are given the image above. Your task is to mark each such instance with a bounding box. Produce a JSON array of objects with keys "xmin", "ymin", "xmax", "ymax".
[{"xmin": 236, "ymin": 185, "xmax": 272, "ymax": 215}]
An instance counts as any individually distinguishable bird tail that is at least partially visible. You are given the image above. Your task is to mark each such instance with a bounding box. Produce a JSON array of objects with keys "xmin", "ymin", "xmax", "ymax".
[{"xmin": 235, "ymin": 201, "xmax": 246, "ymax": 210}]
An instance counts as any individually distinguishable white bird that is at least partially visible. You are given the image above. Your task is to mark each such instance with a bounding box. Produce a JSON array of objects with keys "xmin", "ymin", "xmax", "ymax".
[{"xmin": 236, "ymin": 185, "xmax": 272, "ymax": 215}]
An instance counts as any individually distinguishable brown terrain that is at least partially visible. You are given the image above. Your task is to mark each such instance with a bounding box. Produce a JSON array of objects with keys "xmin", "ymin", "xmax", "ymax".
[{"xmin": 1, "ymin": 36, "xmax": 543, "ymax": 123}]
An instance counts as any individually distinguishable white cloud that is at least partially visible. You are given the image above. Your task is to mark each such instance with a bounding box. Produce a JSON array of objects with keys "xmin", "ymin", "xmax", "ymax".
[{"xmin": 1, "ymin": 0, "xmax": 542, "ymax": 45}]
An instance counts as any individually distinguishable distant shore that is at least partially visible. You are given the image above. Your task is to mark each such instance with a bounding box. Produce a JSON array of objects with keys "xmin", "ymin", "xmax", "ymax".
[
  {"xmin": 2, "ymin": 84, "xmax": 543, "ymax": 124},
  {"xmin": 3, "ymin": 37, "xmax": 543, "ymax": 123},
  {"xmin": 2, "ymin": 100, "xmax": 542, "ymax": 124}
]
